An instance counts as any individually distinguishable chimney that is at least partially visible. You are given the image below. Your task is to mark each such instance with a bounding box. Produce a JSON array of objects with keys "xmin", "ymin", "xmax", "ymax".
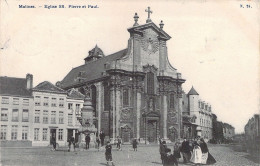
[{"xmin": 26, "ymin": 73, "xmax": 33, "ymax": 89}]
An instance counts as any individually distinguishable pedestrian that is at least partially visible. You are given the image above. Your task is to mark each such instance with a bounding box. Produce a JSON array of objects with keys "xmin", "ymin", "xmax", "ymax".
[
  {"xmin": 51, "ymin": 136, "xmax": 56, "ymax": 151},
  {"xmin": 85, "ymin": 134, "xmax": 91, "ymax": 149},
  {"xmin": 96, "ymin": 136, "xmax": 101, "ymax": 151},
  {"xmin": 132, "ymin": 138, "xmax": 138, "ymax": 151},
  {"xmin": 163, "ymin": 148, "xmax": 179, "ymax": 166},
  {"xmin": 116, "ymin": 136, "xmax": 122, "ymax": 151},
  {"xmin": 105, "ymin": 141, "xmax": 115, "ymax": 166},
  {"xmin": 190, "ymin": 138, "xmax": 202, "ymax": 166},
  {"xmin": 180, "ymin": 138, "xmax": 191, "ymax": 163},
  {"xmin": 199, "ymin": 138, "xmax": 216, "ymax": 165},
  {"xmin": 100, "ymin": 131, "xmax": 105, "ymax": 146},
  {"xmin": 70, "ymin": 136, "xmax": 76, "ymax": 151},
  {"xmin": 68, "ymin": 137, "xmax": 72, "ymax": 152},
  {"xmin": 173, "ymin": 139, "xmax": 181, "ymax": 162},
  {"xmin": 159, "ymin": 141, "xmax": 167, "ymax": 164}
]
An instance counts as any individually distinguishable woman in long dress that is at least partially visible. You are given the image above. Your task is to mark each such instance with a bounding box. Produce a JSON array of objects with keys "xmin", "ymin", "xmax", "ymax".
[
  {"xmin": 199, "ymin": 138, "xmax": 216, "ymax": 165},
  {"xmin": 173, "ymin": 140, "xmax": 181, "ymax": 162},
  {"xmin": 199, "ymin": 138, "xmax": 209, "ymax": 164},
  {"xmin": 190, "ymin": 140, "xmax": 202, "ymax": 166}
]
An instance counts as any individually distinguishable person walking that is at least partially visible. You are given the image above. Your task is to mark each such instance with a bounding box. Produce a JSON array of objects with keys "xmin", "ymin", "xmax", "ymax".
[
  {"xmin": 173, "ymin": 140, "xmax": 181, "ymax": 162},
  {"xmin": 85, "ymin": 134, "xmax": 91, "ymax": 149},
  {"xmin": 100, "ymin": 131, "xmax": 105, "ymax": 146},
  {"xmin": 105, "ymin": 141, "xmax": 115, "ymax": 166},
  {"xmin": 190, "ymin": 138, "xmax": 202, "ymax": 166},
  {"xmin": 96, "ymin": 136, "xmax": 101, "ymax": 151},
  {"xmin": 116, "ymin": 136, "xmax": 122, "ymax": 151},
  {"xmin": 68, "ymin": 137, "xmax": 72, "ymax": 152},
  {"xmin": 159, "ymin": 141, "xmax": 167, "ymax": 164},
  {"xmin": 199, "ymin": 138, "xmax": 216, "ymax": 165},
  {"xmin": 132, "ymin": 138, "xmax": 138, "ymax": 151},
  {"xmin": 51, "ymin": 136, "xmax": 56, "ymax": 151},
  {"xmin": 180, "ymin": 138, "xmax": 191, "ymax": 163}
]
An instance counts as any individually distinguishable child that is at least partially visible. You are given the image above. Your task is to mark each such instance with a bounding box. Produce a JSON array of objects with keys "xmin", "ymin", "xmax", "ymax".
[
  {"xmin": 132, "ymin": 138, "xmax": 138, "ymax": 151},
  {"xmin": 105, "ymin": 141, "xmax": 115, "ymax": 166},
  {"xmin": 164, "ymin": 148, "xmax": 178, "ymax": 166}
]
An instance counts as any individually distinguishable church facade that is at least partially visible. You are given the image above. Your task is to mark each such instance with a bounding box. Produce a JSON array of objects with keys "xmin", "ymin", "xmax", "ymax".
[{"xmin": 59, "ymin": 8, "xmax": 185, "ymax": 143}]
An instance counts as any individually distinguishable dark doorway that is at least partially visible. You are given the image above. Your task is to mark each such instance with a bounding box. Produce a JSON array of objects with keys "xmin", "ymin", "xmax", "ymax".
[
  {"xmin": 147, "ymin": 120, "xmax": 158, "ymax": 143},
  {"xmin": 50, "ymin": 129, "xmax": 56, "ymax": 144},
  {"xmin": 67, "ymin": 129, "xmax": 73, "ymax": 141}
]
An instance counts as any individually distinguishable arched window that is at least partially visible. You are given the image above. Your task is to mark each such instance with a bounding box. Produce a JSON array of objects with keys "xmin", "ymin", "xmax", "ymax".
[
  {"xmin": 169, "ymin": 94, "xmax": 174, "ymax": 109},
  {"xmin": 123, "ymin": 89, "xmax": 129, "ymax": 107},
  {"xmin": 147, "ymin": 72, "xmax": 155, "ymax": 94},
  {"xmin": 104, "ymin": 82, "xmax": 110, "ymax": 112}
]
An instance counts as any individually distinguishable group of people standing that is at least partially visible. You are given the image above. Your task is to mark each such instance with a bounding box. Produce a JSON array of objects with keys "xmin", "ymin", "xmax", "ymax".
[{"xmin": 159, "ymin": 137, "xmax": 216, "ymax": 166}]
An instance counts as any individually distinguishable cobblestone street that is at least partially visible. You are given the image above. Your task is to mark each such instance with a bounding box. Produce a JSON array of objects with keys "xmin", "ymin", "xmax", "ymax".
[{"xmin": 0, "ymin": 144, "xmax": 259, "ymax": 166}]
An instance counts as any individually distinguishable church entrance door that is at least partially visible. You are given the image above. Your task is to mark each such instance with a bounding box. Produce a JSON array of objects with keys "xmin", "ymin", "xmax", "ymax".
[
  {"xmin": 147, "ymin": 120, "xmax": 158, "ymax": 143},
  {"xmin": 121, "ymin": 125, "xmax": 131, "ymax": 144}
]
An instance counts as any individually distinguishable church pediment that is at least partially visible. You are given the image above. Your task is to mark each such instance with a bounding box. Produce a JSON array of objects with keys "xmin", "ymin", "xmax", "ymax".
[{"xmin": 127, "ymin": 22, "xmax": 171, "ymax": 41}]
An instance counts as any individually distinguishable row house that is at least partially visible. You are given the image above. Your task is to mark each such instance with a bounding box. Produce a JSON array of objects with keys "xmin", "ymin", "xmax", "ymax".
[{"xmin": 0, "ymin": 74, "xmax": 84, "ymax": 147}]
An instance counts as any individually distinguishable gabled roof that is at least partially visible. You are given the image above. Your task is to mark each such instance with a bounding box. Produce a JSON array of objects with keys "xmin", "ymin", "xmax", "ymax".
[
  {"xmin": 188, "ymin": 86, "xmax": 199, "ymax": 95},
  {"xmin": 67, "ymin": 88, "xmax": 85, "ymax": 100},
  {"xmin": 61, "ymin": 48, "xmax": 128, "ymax": 89},
  {"xmin": 0, "ymin": 76, "xmax": 32, "ymax": 97},
  {"xmin": 33, "ymin": 81, "xmax": 67, "ymax": 94},
  {"xmin": 127, "ymin": 22, "xmax": 171, "ymax": 40}
]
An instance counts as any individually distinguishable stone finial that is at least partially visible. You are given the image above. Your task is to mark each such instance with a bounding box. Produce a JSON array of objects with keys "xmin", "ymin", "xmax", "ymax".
[
  {"xmin": 133, "ymin": 13, "xmax": 139, "ymax": 26},
  {"xmin": 159, "ymin": 20, "xmax": 164, "ymax": 29},
  {"xmin": 145, "ymin": 7, "xmax": 153, "ymax": 23}
]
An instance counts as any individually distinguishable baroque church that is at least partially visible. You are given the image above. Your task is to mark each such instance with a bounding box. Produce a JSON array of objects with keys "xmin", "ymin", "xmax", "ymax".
[{"xmin": 59, "ymin": 7, "xmax": 185, "ymax": 143}]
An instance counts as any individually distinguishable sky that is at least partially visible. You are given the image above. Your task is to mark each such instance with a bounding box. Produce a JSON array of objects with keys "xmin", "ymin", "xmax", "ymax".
[{"xmin": 0, "ymin": 0, "xmax": 259, "ymax": 133}]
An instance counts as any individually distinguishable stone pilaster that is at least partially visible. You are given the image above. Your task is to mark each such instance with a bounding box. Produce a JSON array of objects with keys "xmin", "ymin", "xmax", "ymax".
[
  {"xmin": 96, "ymin": 82, "xmax": 102, "ymax": 134},
  {"xmin": 136, "ymin": 91, "xmax": 141, "ymax": 139},
  {"xmin": 163, "ymin": 95, "xmax": 168, "ymax": 139},
  {"xmin": 116, "ymin": 89, "xmax": 121, "ymax": 137},
  {"xmin": 112, "ymin": 90, "xmax": 116, "ymax": 143}
]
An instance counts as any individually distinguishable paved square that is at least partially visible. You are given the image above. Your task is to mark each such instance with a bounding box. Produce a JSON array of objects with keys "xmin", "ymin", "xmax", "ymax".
[{"xmin": 0, "ymin": 144, "xmax": 258, "ymax": 166}]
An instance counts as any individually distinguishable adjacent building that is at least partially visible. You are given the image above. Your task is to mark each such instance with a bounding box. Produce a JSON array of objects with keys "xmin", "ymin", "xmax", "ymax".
[
  {"xmin": 244, "ymin": 114, "xmax": 260, "ymax": 144},
  {"xmin": 0, "ymin": 75, "xmax": 84, "ymax": 147},
  {"xmin": 0, "ymin": 74, "xmax": 34, "ymax": 146},
  {"xmin": 223, "ymin": 123, "xmax": 235, "ymax": 140},
  {"xmin": 182, "ymin": 87, "xmax": 213, "ymax": 140}
]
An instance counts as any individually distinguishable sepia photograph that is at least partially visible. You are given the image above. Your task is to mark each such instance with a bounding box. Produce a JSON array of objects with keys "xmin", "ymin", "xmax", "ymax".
[{"xmin": 0, "ymin": 0, "xmax": 259, "ymax": 165}]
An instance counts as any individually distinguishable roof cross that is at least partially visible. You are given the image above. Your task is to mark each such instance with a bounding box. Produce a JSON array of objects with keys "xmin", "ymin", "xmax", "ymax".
[{"xmin": 145, "ymin": 7, "xmax": 153, "ymax": 23}]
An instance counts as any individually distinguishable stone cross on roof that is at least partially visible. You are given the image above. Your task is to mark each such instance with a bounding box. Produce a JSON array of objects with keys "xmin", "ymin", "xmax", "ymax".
[{"xmin": 145, "ymin": 7, "xmax": 153, "ymax": 23}]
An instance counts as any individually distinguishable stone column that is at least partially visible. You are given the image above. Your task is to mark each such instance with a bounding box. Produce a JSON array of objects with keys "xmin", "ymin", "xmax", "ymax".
[
  {"xmin": 73, "ymin": 130, "xmax": 75, "ymax": 138},
  {"xmin": 97, "ymin": 82, "xmax": 102, "ymax": 134},
  {"xmin": 112, "ymin": 90, "xmax": 116, "ymax": 143},
  {"xmin": 178, "ymin": 96, "xmax": 183, "ymax": 139},
  {"xmin": 163, "ymin": 95, "xmax": 167, "ymax": 139},
  {"xmin": 136, "ymin": 91, "xmax": 141, "ymax": 139},
  {"xmin": 116, "ymin": 89, "xmax": 121, "ymax": 137}
]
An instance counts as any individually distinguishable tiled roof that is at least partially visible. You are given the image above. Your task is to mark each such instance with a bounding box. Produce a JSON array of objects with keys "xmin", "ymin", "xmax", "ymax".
[
  {"xmin": 67, "ymin": 88, "xmax": 85, "ymax": 100},
  {"xmin": 61, "ymin": 48, "xmax": 128, "ymax": 88},
  {"xmin": 188, "ymin": 86, "xmax": 199, "ymax": 95},
  {"xmin": 0, "ymin": 76, "xmax": 32, "ymax": 97},
  {"xmin": 33, "ymin": 81, "xmax": 67, "ymax": 94}
]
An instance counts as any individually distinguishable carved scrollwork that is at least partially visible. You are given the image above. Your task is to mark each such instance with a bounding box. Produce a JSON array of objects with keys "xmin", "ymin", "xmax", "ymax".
[{"xmin": 141, "ymin": 29, "xmax": 159, "ymax": 55}]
